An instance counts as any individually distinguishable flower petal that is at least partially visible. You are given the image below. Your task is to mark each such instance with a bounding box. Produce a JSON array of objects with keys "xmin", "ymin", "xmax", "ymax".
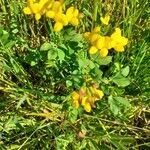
[
  {"xmin": 100, "ymin": 15, "xmax": 110, "ymax": 25},
  {"xmin": 23, "ymin": 7, "xmax": 32, "ymax": 14},
  {"xmin": 35, "ymin": 13, "xmax": 41, "ymax": 21},
  {"xmin": 46, "ymin": 11, "xmax": 55, "ymax": 18},
  {"xmin": 54, "ymin": 22, "xmax": 63, "ymax": 32},
  {"xmin": 89, "ymin": 46, "xmax": 98, "ymax": 54},
  {"xmin": 100, "ymin": 48, "xmax": 108, "ymax": 57},
  {"xmin": 84, "ymin": 102, "xmax": 91, "ymax": 112}
]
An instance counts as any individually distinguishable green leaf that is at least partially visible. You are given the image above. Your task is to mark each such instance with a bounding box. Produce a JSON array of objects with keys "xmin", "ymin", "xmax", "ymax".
[
  {"xmin": 40, "ymin": 42, "xmax": 52, "ymax": 51},
  {"xmin": 121, "ymin": 66, "xmax": 130, "ymax": 77},
  {"xmin": 12, "ymin": 28, "xmax": 19, "ymax": 34},
  {"xmin": 56, "ymin": 134, "xmax": 74, "ymax": 150},
  {"xmin": 0, "ymin": 27, "xmax": 3, "ymax": 35},
  {"xmin": 63, "ymin": 29, "xmax": 83, "ymax": 42},
  {"xmin": 0, "ymin": 30, "xmax": 9, "ymax": 44},
  {"xmin": 108, "ymin": 96, "xmax": 131, "ymax": 116},
  {"xmin": 94, "ymin": 55, "xmax": 112, "ymax": 65},
  {"xmin": 30, "ymin": 61, "xmax": 37, "ymax": 66},
  {"xmin": 93, "ymin": 66, "xmax": 103, "ymax": 79},
  {"xmin": 46, "ymin": 60, "xmax": 56, "ymax": 68},
  {"xmin": 78, "ymin": 58, "xmax": 95, "ymax": 70},
  {"xmin": 5, "ymin": 41, "xmax": 16, "ymax": 49},
  {"xmin": 111, "ymin": 73, "xmax": 130, "ymax": 87},
  {"xmin": 108, "ymin": 96, "xmax": 120, "ymax": 116},
  {"xmin": 58, "ymin": 49, "xmax": 65, "ymax": 63},
  {"xmin": 47, "ymin": 49, "xmax": 57, "ymax": 60},
  {"xmin": 114, "ymin": 97, "xmax": 131, "ymax": 108},
  {"xmin": 66, "ymin": 80, "xmax": 72, "ymax": 87},
  {"xmin": 88, "ymin": 60, "xmax": 95, "ymax": 69},
  {"xmin": 68, "ymin": 106, "xmax": 78, "ymax": 123},
  {"xmin": 9, "ymin": 145, "xmax": 20, "ymax": 150}
]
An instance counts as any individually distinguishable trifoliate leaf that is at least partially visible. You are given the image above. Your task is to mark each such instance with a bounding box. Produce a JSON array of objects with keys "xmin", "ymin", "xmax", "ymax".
[{"xmin": 111, "ymin": 73, "xmax": 130, "ymax": 87}]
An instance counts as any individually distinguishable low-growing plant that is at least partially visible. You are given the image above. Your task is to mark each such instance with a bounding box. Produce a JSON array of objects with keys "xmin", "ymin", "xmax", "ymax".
[{"xmin": 0, "ymin": 0, "xmax": 149, "ymax": 149}]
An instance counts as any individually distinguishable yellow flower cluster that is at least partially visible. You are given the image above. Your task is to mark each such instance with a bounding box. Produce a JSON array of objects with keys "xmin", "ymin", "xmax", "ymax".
[
  {"xmin": 23, "ymin": 0, "xmax": 81, "ymax": 32},
  {"xmin": 84, "ymin": 27, "xmax": 128, "ymax": 57},
  {"xmin": 72, "ymin": 85, "xmax": 104, "ymax": 112}
]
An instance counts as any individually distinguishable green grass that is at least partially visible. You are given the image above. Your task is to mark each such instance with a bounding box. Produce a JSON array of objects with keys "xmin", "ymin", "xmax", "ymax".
[{"xmin": 0, "ymin": 0, "xmax": 150, "ymax": 149}]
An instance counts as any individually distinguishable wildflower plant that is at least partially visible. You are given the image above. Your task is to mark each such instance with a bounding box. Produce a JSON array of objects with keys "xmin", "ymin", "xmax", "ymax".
[
  {"xmin": 1, "ymin": 0, "xmax": 149, "ymax": 149},
  {"xmin": 22, "ymin": 0, "xmax": 130, "ymax": 114}
]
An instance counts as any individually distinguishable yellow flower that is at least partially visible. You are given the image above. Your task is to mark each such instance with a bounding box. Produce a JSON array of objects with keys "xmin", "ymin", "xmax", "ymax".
[
  {"xmin": 89, "ymin": 86, "xmax": 104, "ymax": 101},
  {"xmin": 81, "ymin": 97, "xmax": 91, "ymax": 112},
  {"xmin": 84, "ymin": 32, "xmax": 91, "ymax": 40},
  {"xmin": 72, "ymin": 91, "xmax": 80, "ymax": 108},
  {"xmin": 93, "ymin": 88, "xmax": 104, "ymax": 100},
  {"xmin": 81, "ymin": 96, "xmax": 88, "ymax": 106},
  {"xmin": 111, "ymin": 28, "xmax": 128, "ymax": 52},
  {"xmin": 90, "ymin": 33, "xmax": 100, "ymax": 45},
  {"xmin": 86, "ymin": 27, "xmax": 100, "ymax": 43},
  {"xmin": 35, "ymin": 13, "xmax": 41, "ymax": 21},
  {"xmin": 100, "ymin": 15, "xmax": 110, "ymax": 25},
  {"xmin": 54, "ymin": 22, "xmax": 63, "ymax": 32},
  {"xmin": 53, "ymin": 13, "xmax": 68, "ymax": 32},
  {"xmin": 23, "ymin": 0, "xmax": 47, "ymax": 21},
  {"xmin": 66, "ymin": 6, "xmax": 74, "ymax": 21},
  {"xmin": 46, "ymin": 1, "xmax": 63, "ymax": 18},
  {"xmin": 95, "ymin": 36, "xmax": 112, "ymax": 57},
  {"xmin": 100, "ymin": 48, "xmax": 108, "ymax": 57},
  {"xmin": 66, "ymin": 6, "xmax": 80, "ymax": 26},
  {"xmin": 96, "ymin": 36, "xmax": 105, "ymax": 49},
  {"xmin": 79, "ymin": 87, "xmax": 86, "ymax": 97},
  {"xmin": 46, "ymin": 1, "xmax": 68, "ymax": 32},
  {"xmin": 23, "ymin": 0, "xmax": 82, "ymax": 31},
  {"xmin": 46, "ymin": 10, "xmax": 55, "ymax": 18},
  {"xmin": 84, "ymin": 102, "xmax": 91, "ymax": 112},
  {"xmin": 70, "ymin": 18, "xmax": 79, "ymax": 26},
  {"xmin": 89, "ymin": 46, "xmax": 98, "ymax": 54},
  {"xmin": 52, "ymin": 1, "xmax": 63, "ymax": 13},
  {"xmin": 73, "ymin": 100, "xmax": 80, "ymax": 109},
  {"xmin": 84, "ymin": 26, "xmax": 113, "ymax": 57},
  {"xmin": 23, "ymin": 7, "xmax": 32, "ymax": 14},
  {"xmin": 71, "ymin": 85, "xmax": 104, "ymax": 112},
  {"xmin": 72, "ymin": 91, "xmax": 79, "ymax": 101},
  {"xmin": 38, "ymin": 0, "xmax": 50, "ymax": 12},
  {"xmin": 93, "ymin": 26, "xmax": 101, "ymax": 33}
]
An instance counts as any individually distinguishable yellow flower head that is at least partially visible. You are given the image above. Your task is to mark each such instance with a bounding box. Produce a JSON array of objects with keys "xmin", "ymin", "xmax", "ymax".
[
  {"xmin": 23, "ymin": 0, "xmax": 50, "ymax": 21},
  {"xmin": 66, "ymin": 6, "xmax": 81, "ymax": 26},
  {"xmin": 71, "ymin": 85, "xmax": 104, "ymax": 112},
  {"xmin": 84, "ymin": 26, "xmax": 128, "ymax": 57},
  {"xmin": 84, "ymin": 27, "xmax": 112, "ymax": 57},
  {"xmin": 100, "ymin": 15, "xmax": 110, "ymax": 25},
  {"xmin": 46, "ymin": 0, "xmax": 63, "ymax": 18},
  {"xmin": 23, "ymin": 0, "xmax": 82, "ymax": 31},
  {"xmin": 111, "ymin": 28, "xmax": 128, "ymax": 52},
  {"xmin": 72, "ymin": 91, "xmax": 80, "ymax": 108}
]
